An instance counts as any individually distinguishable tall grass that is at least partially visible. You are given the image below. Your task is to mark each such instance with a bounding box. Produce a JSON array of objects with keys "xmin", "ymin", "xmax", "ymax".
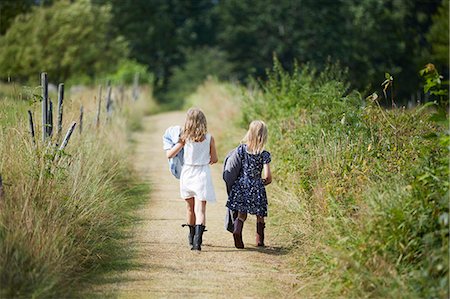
[
  {"xmin": 0, "ymin": 83, "xmax": 156, "ymax": 298},
  {"xmin": 186, "ymin": 61, "xmax": 448, "ymax": 298},
  {"xmin": 240, "ymin": 59, "xmax": 448, "ymax": 298}
]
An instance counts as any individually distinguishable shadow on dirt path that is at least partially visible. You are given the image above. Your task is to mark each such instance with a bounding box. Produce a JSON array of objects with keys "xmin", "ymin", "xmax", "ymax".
[{"xmin": 89, "ymin": 111, "xmax": 299, "ymax": 298}]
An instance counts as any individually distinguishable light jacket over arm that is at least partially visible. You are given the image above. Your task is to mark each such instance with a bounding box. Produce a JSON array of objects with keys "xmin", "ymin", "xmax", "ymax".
[{"xmin": 162, "ymin": 126, "xmax": 184, "ymax": 179}]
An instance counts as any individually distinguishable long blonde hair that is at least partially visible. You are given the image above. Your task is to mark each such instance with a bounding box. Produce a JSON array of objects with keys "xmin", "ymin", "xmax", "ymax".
[
  {"xmin": 182, "ymin": 108, "xmax": 208, "ymax": 142},
  {"xmin": 242, "ymin": 120, "xmax": 268, "ymax": 154}
]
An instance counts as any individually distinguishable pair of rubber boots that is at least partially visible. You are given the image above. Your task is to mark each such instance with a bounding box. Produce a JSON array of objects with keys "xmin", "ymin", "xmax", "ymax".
[
  {"xmin": 185, "ymin": 224, "xmax": 205, "ymax": 251},
  {"xmin": 233, "ymin": 219, "xmax": 265, "ymax": 249}
]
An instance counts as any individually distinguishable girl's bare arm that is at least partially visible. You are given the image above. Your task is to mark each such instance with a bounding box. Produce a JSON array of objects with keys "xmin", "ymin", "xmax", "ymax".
[
  {"xmin": 166, "ymin": 142, "xmax": 184, "ymax": 158},
  {"xmin": 209, "ymin": 136, "xmax": 218, "ymax": 164},
  {"xmin": 262, "ymin": 163, "xmax": 272, "ymax": 185}
]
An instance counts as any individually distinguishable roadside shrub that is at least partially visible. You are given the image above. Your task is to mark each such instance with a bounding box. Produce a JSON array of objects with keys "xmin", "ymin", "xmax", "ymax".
[{"xmin": 240, "ymin": 59, "xmax": 448, "ymax": 297}]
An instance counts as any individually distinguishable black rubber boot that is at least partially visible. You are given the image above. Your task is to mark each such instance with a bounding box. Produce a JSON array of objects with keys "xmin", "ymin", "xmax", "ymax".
[
  {"xmin": 182, "ymin": 224, "xmax": 196, "ymax": 247},
  {"xmin": 192, "ymin": 225, "xmax": 206, "ymax": 251},
  {"xmin": 233, "ymin": 219, "xmax": 244, "ymax": 249},
  {"xmin": 256, "ymin": 222, "xmax": 265, "ymax": 247}
]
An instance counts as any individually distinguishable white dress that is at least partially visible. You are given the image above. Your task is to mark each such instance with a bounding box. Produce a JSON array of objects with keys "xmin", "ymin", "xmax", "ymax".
[{"xmin": 180, "ymin": 133, "xmax": 216, "ymax": 202}]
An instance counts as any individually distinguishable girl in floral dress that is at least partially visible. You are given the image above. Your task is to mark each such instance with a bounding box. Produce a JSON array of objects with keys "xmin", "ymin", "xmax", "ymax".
[{"xmin": 226, "ymin": 120, "xmax": 272, "ymax": 248}]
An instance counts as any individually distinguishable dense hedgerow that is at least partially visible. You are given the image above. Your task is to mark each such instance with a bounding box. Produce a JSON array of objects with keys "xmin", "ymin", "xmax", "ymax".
[{"xmin": 241, "ymin": 59, "xmax": 448, "ymax": 298}]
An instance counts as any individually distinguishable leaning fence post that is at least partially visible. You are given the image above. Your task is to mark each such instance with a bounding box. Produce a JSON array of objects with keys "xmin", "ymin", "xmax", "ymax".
[
  {"xmin": 79, "ymin": 106, "xmax": 83, "ymax": 135},
  {"xmin": 96, "ymin": 85, "xmax": 102, "ymax": 128},
  {"xmin": 57, "ymin": 83, "xmax": 64, "ymax": 142},
  {"xmin": 28, "ymin": 110, "xmax": 35, "ymax": 145},
  {"xmin": 59, "ymin": 122, "xmax": 77, "ymax": 151},
  {"xmin": 41, "ymin": 72, "xmax": 48, "ymax": 142}
]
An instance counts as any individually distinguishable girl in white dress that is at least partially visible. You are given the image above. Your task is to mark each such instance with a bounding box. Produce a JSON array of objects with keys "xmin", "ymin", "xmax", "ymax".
[{"xmin": 166, "ymin": 108, "xmax": 218, "ymax": 251}]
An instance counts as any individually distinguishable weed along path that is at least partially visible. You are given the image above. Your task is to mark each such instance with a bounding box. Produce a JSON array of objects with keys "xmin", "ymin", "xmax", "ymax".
[{"xmin": 92, "ymin": 111, "xmax": 298, "ymax": 298}]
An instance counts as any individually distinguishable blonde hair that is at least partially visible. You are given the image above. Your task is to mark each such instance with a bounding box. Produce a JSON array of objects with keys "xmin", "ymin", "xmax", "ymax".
[
  {"xmin": 182, "ymin": 108, "xmax": 208, "ymax": 142},
  {"xmin": 242, "ymin": 120, "xmax": 268, "ymax": 154}
]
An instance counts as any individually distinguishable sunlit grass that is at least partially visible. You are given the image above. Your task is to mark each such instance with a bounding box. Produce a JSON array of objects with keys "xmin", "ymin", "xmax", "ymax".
[
  {"xmin": 0, "ymin": 82, "xmax": 156, "ymax": 298},
  {"xmin": 187, "ymin": 65, "xmax": 448, "ymax": 298}
]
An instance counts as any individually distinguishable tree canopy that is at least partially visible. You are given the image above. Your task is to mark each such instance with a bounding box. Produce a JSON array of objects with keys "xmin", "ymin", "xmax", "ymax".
[
  {"xmin": 215, "ymin": 0, "xmax": 447, "ymax": 96},
  {"xmin": 0, "ymin": 0, "xmax": 127, "ymax": 83},
  {"xmin": 0, "ymin": 0, "xmax": 447, "ymax": 100}
]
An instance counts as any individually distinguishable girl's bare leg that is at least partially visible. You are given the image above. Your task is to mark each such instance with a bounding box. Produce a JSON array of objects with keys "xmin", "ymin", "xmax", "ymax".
[
  {"xmin": 185, "ymin": 197, "xmax": 195, "ymax": 225},
  {"xmin": 194, "ymin": 199, "xmax": 207, "ymax": 225},
  {"xmin": 256, "ymin": 215, "xmax": 265, "ymax": 223},
  {"xmin": 184, "ymin": 197, "xmax": 196, "ymax": 247}
]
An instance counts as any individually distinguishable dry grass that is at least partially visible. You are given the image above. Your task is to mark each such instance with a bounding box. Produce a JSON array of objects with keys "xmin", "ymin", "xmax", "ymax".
[
  {"xmin": 181, "ymin": 73, "xmax": 448, "ymax": 298},
  {"xmin": 0, "ymin": 83, "xmax": 156, "ymax": 298},
  {"xmin": 184, "ymin": 77, "xmax": 246, "ymax": 158}
]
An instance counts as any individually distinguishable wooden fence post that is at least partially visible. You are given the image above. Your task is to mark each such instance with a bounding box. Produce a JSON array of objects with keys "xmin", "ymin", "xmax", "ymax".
[
  {"xmin": 57, "ymin": 83, "xmax": 64, "ymax": 142},
  {"xmin": 96, "ymin": 85, "xmax": 102, "ymax": 128},
  {"xmin": 28, "ymin": 110, "xmax": 35, "ymax": 145},
  {"xmin": 48, "ymin": 100, "xmax": 53, "ymax": 137},
  {"xmin": 79, "ymin": 106, "xmax": 83, "ymax": 135},
  {"xmin": 41, "ymin": 72, "xmax": 48, "ymax": 142},
  {"xmin": 106, "ymin": 83, "xmax": 112, "ymax": 120},
  {"xmin": 132, "ymin": 73, "xmax": 139, "ymax": 101},
  {"xmin": 59, "ymin": 122, "xmax": 77, "ymax": 151}
]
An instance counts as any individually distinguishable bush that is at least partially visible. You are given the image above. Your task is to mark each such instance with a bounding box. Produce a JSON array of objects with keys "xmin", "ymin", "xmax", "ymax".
[
  {"xmin": 0, "ymin": 0, "xmax": 128, "ymax": 83},
  {"xmin": 104, "ymin": 59, "xmax": 154, "ymax": 86},
  {"xmin": 240, "ymin": 59, "xmax": 448, "ymax": 297},
  {"xmin": 160, "ymin": 47, "xmax": 234, "ymax": 108}
]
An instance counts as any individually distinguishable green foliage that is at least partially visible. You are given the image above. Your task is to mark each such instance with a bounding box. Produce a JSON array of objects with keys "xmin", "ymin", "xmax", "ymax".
[
  {"xmin": 0, "ymin": 0, "xmax": 128, "ymax": 83},
  {"xmin": 419, "ymin": 63, "xmax": 449, "ymax": 108},
  {"xmin": 426, "ymin": 0, "xmax": 450, "ymax": 72},
  {"xmin": 216, "ymin": 0, "xmax": 444, "ymax": 98},
  {"xmin": 104, "ymin": 59, "xmax": 154, "ymax": 85},
  {"xmin": 98, "ymin": 0, "xmax": 219, "ymax": 86},
  {"xmin": 0, "ymin": 86, "xmax": 155, "ymax": 298},
  {"xmin": 161, "ymin": 47, "xmax": 234, "ymax": 108},
  {"xmin": 241, "ymin": 60, "xmax": 448, "ymax": 297},
  {"xmin": 2, "ymin": 0, "xmax": 446, "ymax": 106},
  {"xmin": 0, "ymin": 0, "xmax": 36, "ymax": 35}
]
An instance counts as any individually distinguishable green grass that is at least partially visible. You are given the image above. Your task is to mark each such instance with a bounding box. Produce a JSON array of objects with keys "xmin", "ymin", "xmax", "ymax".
[
  {"xmin": 241, "ymin": 60, "xmax": 449, "ymax": 298},
  {"xmin": 0, "ymin": 83, "xmax": 157, "ymax": 298},
  {"xmin": 186, "ymin": 61, "xmax": 449, "ymax": 298}
]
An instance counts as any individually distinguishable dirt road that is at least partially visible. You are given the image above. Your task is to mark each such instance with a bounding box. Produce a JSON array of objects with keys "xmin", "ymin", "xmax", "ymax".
[{"xmin": 92, "ymin": 111, "xmax": 297, "ymax": 298}]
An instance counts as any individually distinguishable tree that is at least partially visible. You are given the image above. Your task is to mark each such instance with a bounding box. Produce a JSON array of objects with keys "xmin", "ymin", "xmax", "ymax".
[
  {"xmin": 341, "ymin": 0, "xmax": 443, "ymax": 98},
  {"xmin": 163, "ymin": 47, "xmax": 233, "ymax": 106},
  {"xmin": 95, "ymin": 0, "xmax": 218, "ymax": 85},
  {"xmin": 0, "ymin": 0, "xmax": 128, "ymax": 83},
  {"xmin": 0, "ymin": 0, "xmax": 36, "ymax": 35},
  {"xmin": 426, "ymin": 0, "xmax": 449, "ymax": 74},
  {"xmin": 216, "ymin": 0, "xmax": 443, "ymax": 98}
]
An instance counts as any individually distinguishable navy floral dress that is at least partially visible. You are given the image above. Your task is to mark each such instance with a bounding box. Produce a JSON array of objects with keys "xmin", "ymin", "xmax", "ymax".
[{"xmin": 226, "ymin": 144, "xmax": 271, "ymax": 217}]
